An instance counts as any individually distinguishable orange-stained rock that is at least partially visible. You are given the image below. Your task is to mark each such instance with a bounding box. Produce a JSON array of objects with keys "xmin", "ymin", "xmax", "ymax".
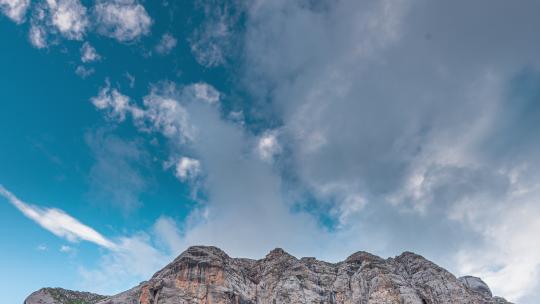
[{"xmin": 25, "ymin": 246, "xmax": 513, "ymax": 304}]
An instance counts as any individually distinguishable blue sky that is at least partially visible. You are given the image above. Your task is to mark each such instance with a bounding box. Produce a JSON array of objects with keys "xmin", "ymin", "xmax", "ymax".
[{"xmin": 2, "ymin": 0, "xmax": 540, "ymax": 303}]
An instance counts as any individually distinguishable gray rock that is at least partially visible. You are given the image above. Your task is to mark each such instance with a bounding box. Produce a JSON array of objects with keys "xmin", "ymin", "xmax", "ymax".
[
  {"xmin": 25, "ymin": 246, "xmax": 513, "ymax": 304},
  {"xmin": 459, "ymin": 276, "xmax": 493, "ymax": 298},
  {"xmin": 25, "ymin": 287, "xmax": 107, "ymax": 304}
]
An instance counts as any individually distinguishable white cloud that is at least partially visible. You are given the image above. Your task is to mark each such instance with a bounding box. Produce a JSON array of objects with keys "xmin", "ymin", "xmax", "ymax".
[
  {"xmin": 90, "ymin": 82, "xmax": 141, "ymax": 121},
  {"xmin": 0, "ymin": 185, "xmax": 116, "ymax": 250},
  {"xmin": 0, "ymin": 185, "xmax": 179, "ymax": 297},
  {"xmin": 46, "ymin": 0, "xmax": 88, "ymax": 40},
  {"xmin": 237, "ymin": 1, "xmax": 540, "ymax": 301},
  {"xmin": 155, "ymin": 33, "xmax": 177, "ymax": 55},
  {"xmin": 191, "ymin": 82, "xmax": 220, "ymax": 104},
  {"xmin": 37, "ymin": 244, "xmax": 48, "ymax": 251},
  {"xmin": 92, "ymin": 82, "xmax": 331, "ymax": 261},
  {"xmin": 175, "ymin": 157, "xmax": 201, "ymax": 182},
  {"xmin": 0, "ymin": 0, "xmax": 29, "ymax": 23},
  {"xmin": 94, "ymin": 0, "xmax": 152, "ymax": 42},
  {"xmin": 60, "ymin": 245, "xmax": 73, "ymax": 253},
  {"xmin": 75, "ymin": 65, "xmax": 94, "ymax": 78},
  {"xmin": 81, "ymin": 42, "xmax": 100, "ymax": 63},
  {"xmin": 82, "ymin": 2, "xmax": 540, "ymax": 302},
  {"xmin": 448, "ymin": 167, "xmax": 540, "ymax": 302},
  {"xmin": 141, "ymin": 88, "xmax": 195, "ymax": 141},
  {"xmin": 90, "ymin": 83, "xmax": 200, "ymax": 143},
  {"xmin": 256, "ymin": 130, "xmax": 281, "ymax": 162},
  {"xmin": 28, "ymin": 24, "xmax": 47, "ymax": 49}
]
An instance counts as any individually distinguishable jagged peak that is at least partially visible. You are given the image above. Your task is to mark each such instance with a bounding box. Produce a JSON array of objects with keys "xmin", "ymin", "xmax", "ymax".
[
  {"xmin": 151, "ymin": 245, "xmax": 230, "ymax": 280},
  {"xmin": 394, "ymin": 251, "xmax": 430, "ymax": 262},
  {"xmin": 345, "ymin": 250, "xmax": 383, "ymax": 263},
  {"xmin": 265, "ymin": 247, "xmax": 296, "ymax": 260},
  {"xmin": 183, "ymin": 245, "xmax": 229, "ymax": 257},
  {"xmin": 25, "ymin": 246, "xmax": 513, "ymax": 304}
]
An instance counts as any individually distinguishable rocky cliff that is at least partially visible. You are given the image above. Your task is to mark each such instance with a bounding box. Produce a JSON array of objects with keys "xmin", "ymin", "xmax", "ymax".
[{"xmin": 25, "ymin": 246, "xmax": 512, "ymax": 304}]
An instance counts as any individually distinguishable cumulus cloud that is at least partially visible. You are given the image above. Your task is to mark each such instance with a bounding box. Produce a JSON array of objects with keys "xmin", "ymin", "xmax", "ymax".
[
  {"xmin": 0, "ymin": 0, "xmax": 29, "ymax": 23},
  {"xmin": 175, "ymin": 157, "xmax": 201, "ymax": 182},
  {"xmin": 155, "ymin": 33, "xmax": 177, "ymax": 55},
  {"xmin": 28, "ymin": 24, "xmax": 47, "ymax": 48},
  {"xmin": 90, "ymin": 82, "xmax": 142, "ymax": 121},
  {"xmin": 75, "ymin": 65, "xmax": 94, "ymax": 78},
  {"xmin": 0, "ymin": 185, "xmax": 116, "ymax": 249},
  {"xmin": 83, "ymin": 1, "xmax": 540, "ymax": 302},
  {"xmin": 236, "ymin": 0, "xmax": 540, "ymax": 301},
  {"xmin": 81, "ymin": 42, "xmax": 100, "ymax": 63},
  {"xmin": 91, "ymin": 82, "xmax": 328, "ymax": 261},
  {"xmin": 141, "ymin": 87, "xmax": 195, "ymax": 141},
  {"xmin": 190, "ymin": 82, "xmax": 220, "ymax": 104},
  {"xmin": 46, "ymin": 0, "xmax": 88, "ymax": 40},
  {"xmin": 90, "ymin": 82, "xmax": 222, "ymax": 143},
  {"xmin": 94, "ymin": 0, "xmax": 152, "ymax": 42},
  {"xmin": 256, "ymin": 130, "xmax": 281, "ymax": 162}
]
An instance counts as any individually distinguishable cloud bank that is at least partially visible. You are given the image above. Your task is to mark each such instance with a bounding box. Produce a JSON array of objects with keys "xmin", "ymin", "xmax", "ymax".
[{"xmin": 87, "ymin": 1, "xmax": 540, "ymax": 301}]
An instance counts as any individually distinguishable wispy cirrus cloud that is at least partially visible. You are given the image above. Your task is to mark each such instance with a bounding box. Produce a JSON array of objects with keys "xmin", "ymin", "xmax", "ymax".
[
  {"xmin": 189, "ymin": 0, "xmax": 244, "ymax": 67},
  {"xmin": 0, "ymin": 185, "xmax": 116, "ymax": 249}
]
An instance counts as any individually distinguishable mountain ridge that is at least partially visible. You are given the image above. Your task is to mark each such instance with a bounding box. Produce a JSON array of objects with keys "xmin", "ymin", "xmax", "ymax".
[{"xmin": 25, "ymin": 245, "xmax": 512, "ymax": 304}]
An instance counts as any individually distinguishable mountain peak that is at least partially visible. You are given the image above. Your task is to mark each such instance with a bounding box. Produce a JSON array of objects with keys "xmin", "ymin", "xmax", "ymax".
[
  {"xmin": 265, "ymin": 247, "xmax": 294, "ymax": 260},
  {"xmin": 25, "ymin": 288, "xmax": 106, "ymax": 304},
  {"xmin": 25, "ymin": 246, "xmax": 513, "ymax": 304},
  {"xmin": 345, "ymin": 250, "xmax": 383, "ymax": 263}
]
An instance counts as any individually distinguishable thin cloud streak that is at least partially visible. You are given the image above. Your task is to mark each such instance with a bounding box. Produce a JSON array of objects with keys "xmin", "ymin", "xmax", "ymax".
[{"xmin": 0, "ymin": 185, "xmax": 117, "ymax": 250}]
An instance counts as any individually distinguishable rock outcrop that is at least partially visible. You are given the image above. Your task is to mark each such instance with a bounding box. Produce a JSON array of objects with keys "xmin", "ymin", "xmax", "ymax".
[
  {"xmin": 25, "ymin": 246, "xmax": 512, "ymax": 304},
  {"xmin": 24, "ymin": 287, "xmax": 106, "ymax": 304}
]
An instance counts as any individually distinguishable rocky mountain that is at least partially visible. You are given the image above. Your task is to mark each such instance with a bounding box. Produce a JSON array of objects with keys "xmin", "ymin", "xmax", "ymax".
[
  {"xmin": 25, "ymin": 246, "xmax": 512, "ymax": 304},
  {"xmin": 25, "ymin": 287, "xmax": 107, "ymax": 304}
]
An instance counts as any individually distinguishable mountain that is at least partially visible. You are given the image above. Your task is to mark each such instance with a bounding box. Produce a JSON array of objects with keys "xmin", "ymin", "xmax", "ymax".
[
  {"xmin": 24, "ymin": 287, "xmax": 106, "ymax": 304},
  {"xmin": 25, "ymin": 246, "xmax": 512, "ymax": 304}
]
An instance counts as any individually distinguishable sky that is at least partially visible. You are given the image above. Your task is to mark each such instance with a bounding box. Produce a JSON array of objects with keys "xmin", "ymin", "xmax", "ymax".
[{"xmin": 1, "ymin": 0, "xmax": 540, "ymax": 303}]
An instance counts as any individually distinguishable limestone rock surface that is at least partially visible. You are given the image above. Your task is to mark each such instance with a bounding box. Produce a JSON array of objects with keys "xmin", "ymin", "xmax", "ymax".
[{"xmin": 25, "ymin": 246, "xmax": 513, "ymax": 304}]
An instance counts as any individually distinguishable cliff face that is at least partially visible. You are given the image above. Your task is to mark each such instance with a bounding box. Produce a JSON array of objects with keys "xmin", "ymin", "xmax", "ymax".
[{"xmin": 25, "ymin": 246, "xmax": 512, "ymax": 304}]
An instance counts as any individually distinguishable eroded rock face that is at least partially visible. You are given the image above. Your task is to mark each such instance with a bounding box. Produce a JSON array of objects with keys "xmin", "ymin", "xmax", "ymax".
[{"xmin": 25, "ymin": 246, "xmax": 513, "ymax": 304}]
